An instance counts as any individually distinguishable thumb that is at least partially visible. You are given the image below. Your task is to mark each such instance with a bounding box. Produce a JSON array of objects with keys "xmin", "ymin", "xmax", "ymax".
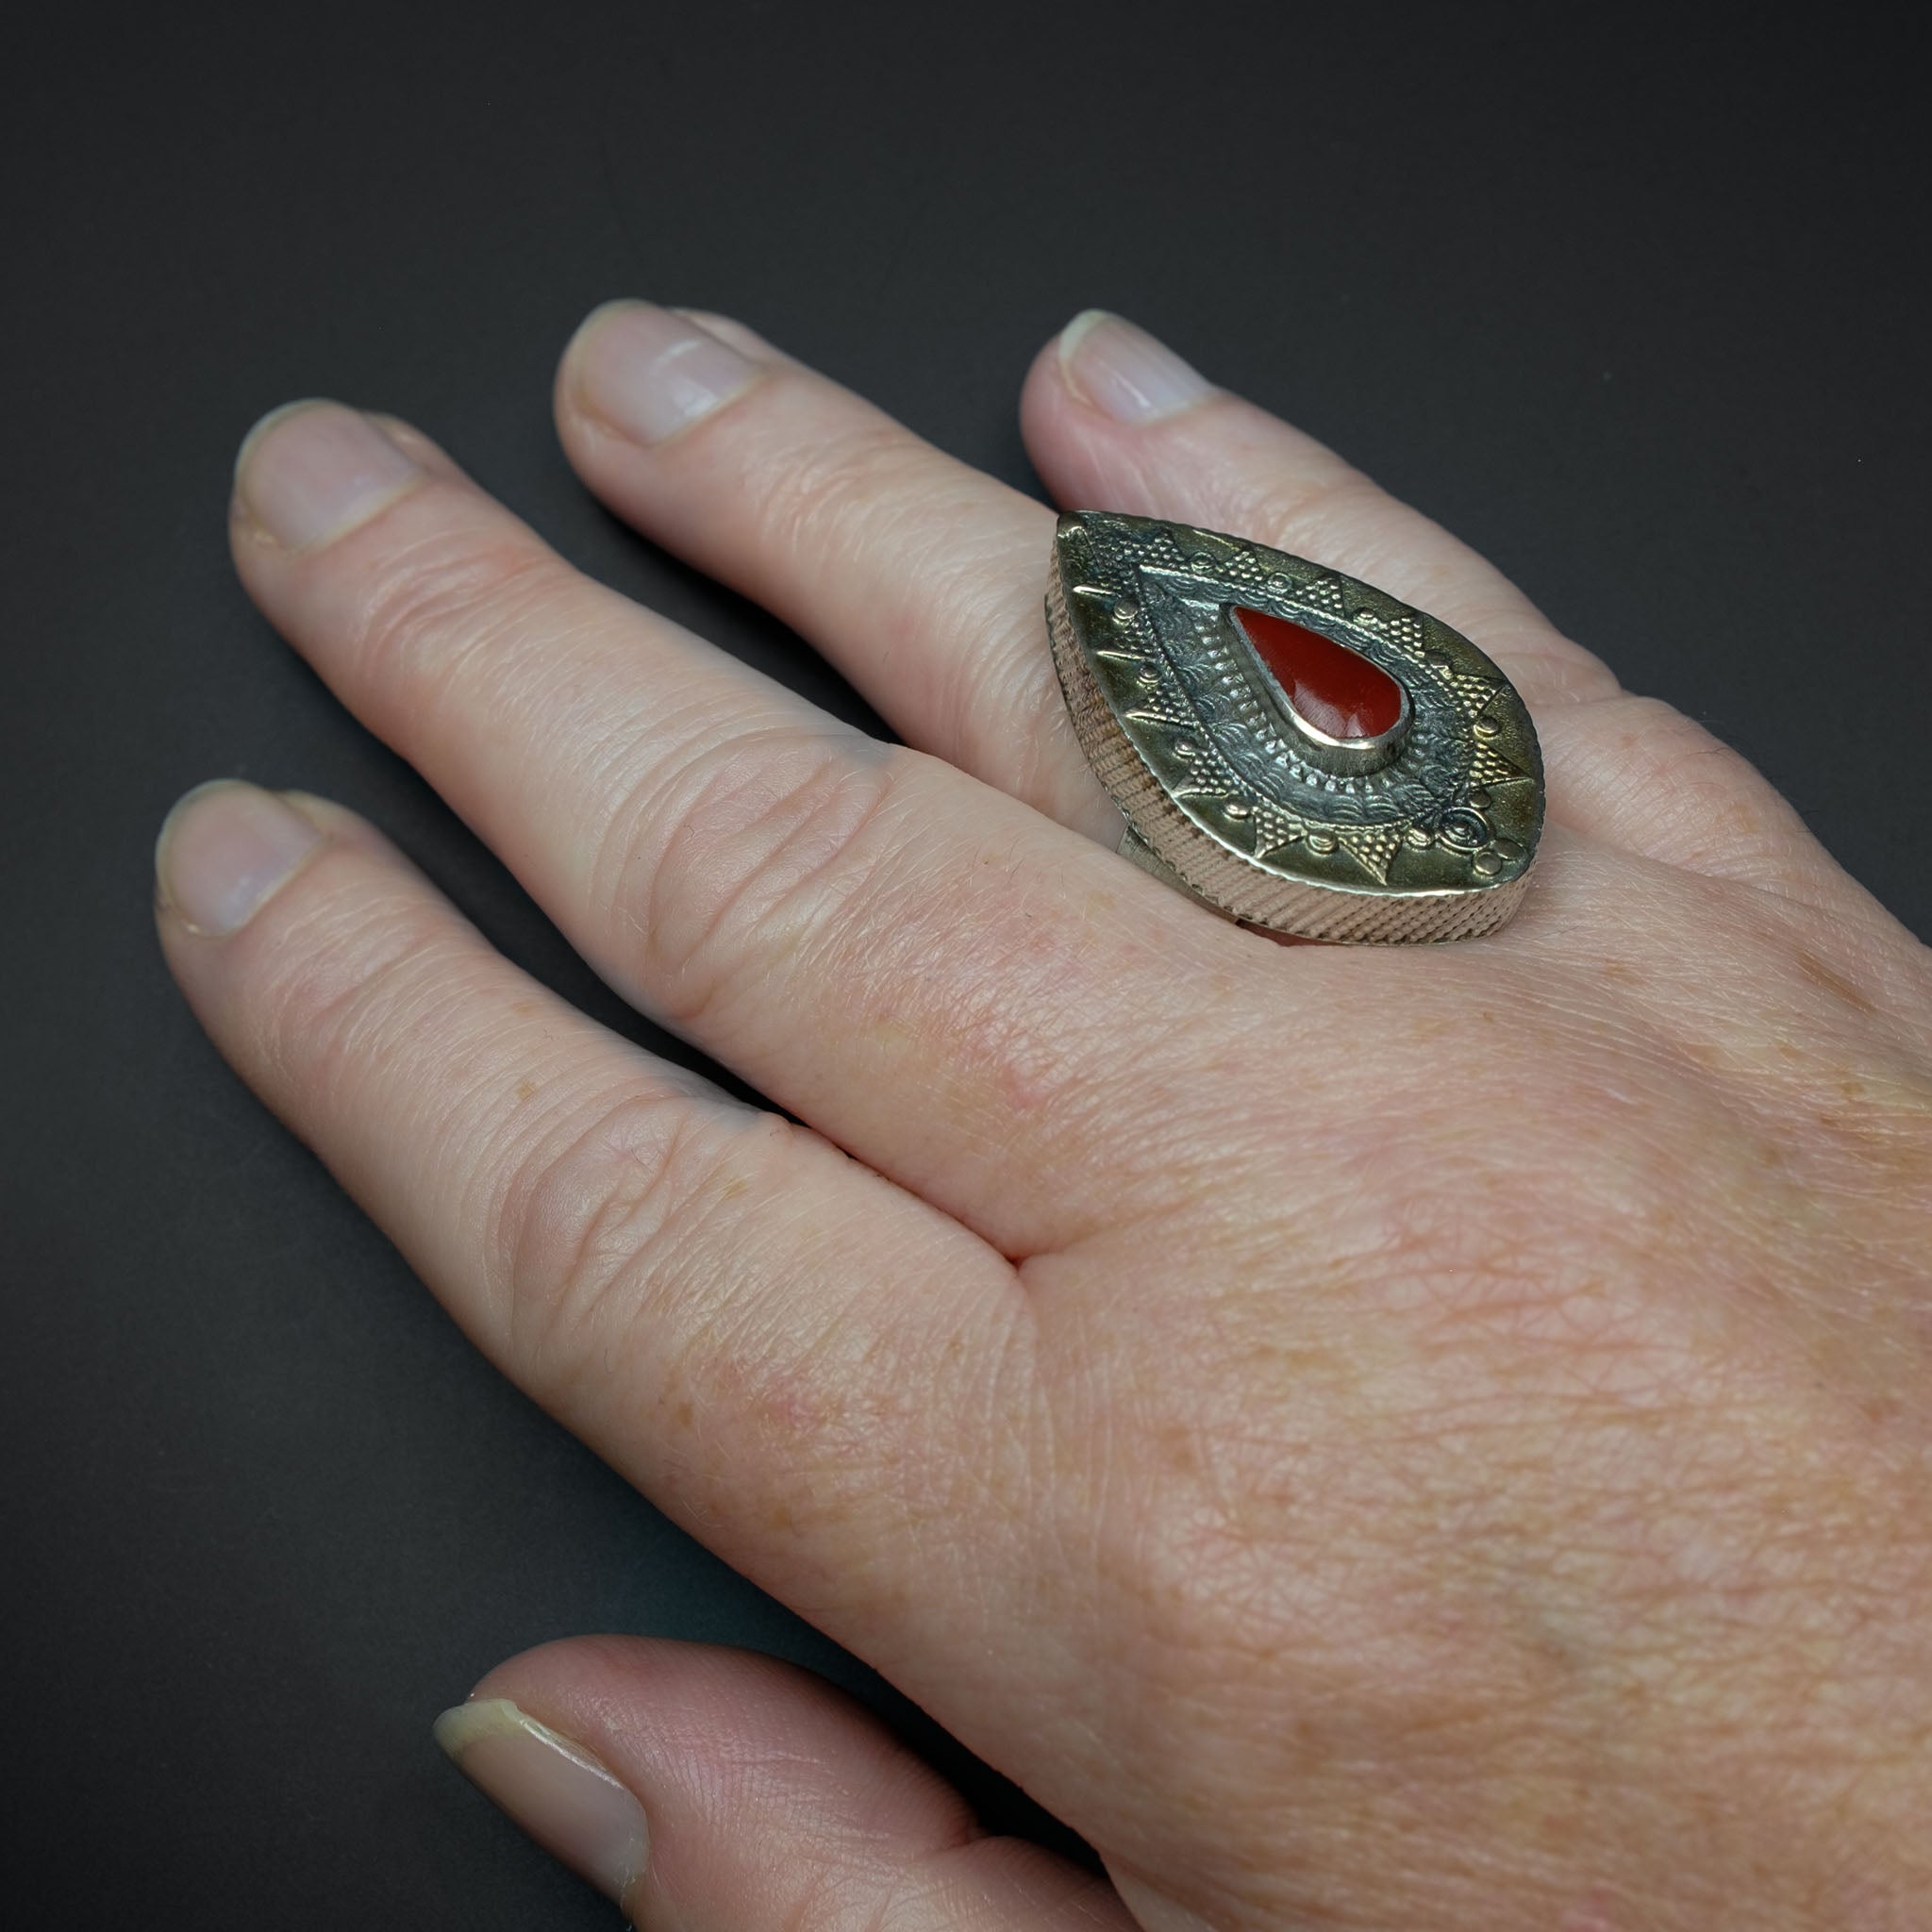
[{"xmin": 433, "ymin": 1635, "xmax": 1138, "ymax": 1930}]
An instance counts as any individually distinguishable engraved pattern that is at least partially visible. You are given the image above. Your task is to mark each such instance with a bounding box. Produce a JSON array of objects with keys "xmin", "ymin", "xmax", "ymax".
[
  {"xmin": 1046, "ymin": 512, "xmax": 1544, "ymax": 944},
  {"xmin": 1335, "ymin": 824, "xmax": 1404, "ymax": 885},
  {"xmin": 1470, "ymin": 741, "xmax": 1532, "ymax": 789},
  {"xmin": 1445, "ymin": 670, "xmax": 1500, "ymax": 716}
]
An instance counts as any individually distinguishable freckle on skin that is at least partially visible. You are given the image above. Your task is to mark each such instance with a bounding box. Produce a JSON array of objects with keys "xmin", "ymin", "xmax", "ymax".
[
  {"xmin": 1796, "ymin": 949, "xmax": 1879, "ymax": 1014},
  {"xmin": 514, "ymin": 1076, "xmax": 539, "ymax": 1103}
]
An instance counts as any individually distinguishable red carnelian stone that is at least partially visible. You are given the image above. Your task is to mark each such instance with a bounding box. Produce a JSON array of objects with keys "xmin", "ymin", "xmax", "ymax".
[{"xmin": 1233, "ymin": 607, "xmax": 1405, "ymax": 743}]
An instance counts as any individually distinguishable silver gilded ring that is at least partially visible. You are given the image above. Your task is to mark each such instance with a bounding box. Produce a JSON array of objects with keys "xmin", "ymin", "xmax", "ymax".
[{"xmin": 1046, "ymin": 511, "xmax": 1544, "ymax": 943}]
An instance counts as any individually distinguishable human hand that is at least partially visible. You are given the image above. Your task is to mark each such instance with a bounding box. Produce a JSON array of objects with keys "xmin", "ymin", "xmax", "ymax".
[{"xmin": 156, "ymin": 305, "xmax": 1932, "ymax": 1928}]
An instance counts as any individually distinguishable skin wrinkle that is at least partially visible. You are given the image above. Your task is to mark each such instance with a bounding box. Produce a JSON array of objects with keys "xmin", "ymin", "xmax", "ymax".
[
  {"xmin": 208, "ymin": 830, "xmax": 1042, "ymax": 1645},
  {"xmin": 643, "ymin": 769, "xmax": 1229, "ymax": 1246},
  {"xmin": 734, "ymin": 414, "xmax": 1014, "ymax": 657},
  {"xmin": 491, "ymin": 1085, "xmax": 739, "ymax": 1370},
  {"xmin": 1517, "ymin": 865, "xmax": 1931, "ymax": 1096},
  {"xmin": 337, "ymin": 514, "xmax": 572, "ymax": 735},
  {"xmin": 627, "ymin": 732, "xmax": 908, "ymax": 1035},
  {"xmin": 257, "ymin": 878, "xmax": 487, "ymax": 1113},
  {"xmin": 1536, "ymin": 693, "xmax": 1838, "ymax": 892},
  {"xmin": 458, "ymin": 1063, "xmax": 707, "ymax": 1330},
  {"xmin": 1090, "ymin": 873, "xmax": 1916, "ymax": 1916},
  {"xmin": 579, "ymin": 686, "xmax": 819, "ymax": 924},
  {"xmin": 256, "ymin": 879, "xmax": 683, "ymax": 1221},
  {"xmin": 936, "ymin": 619, "xmax": 1116, "ymax": 837}
]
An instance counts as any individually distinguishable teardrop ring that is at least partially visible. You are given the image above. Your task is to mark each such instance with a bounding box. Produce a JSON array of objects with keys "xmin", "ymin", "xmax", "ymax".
[{"xmin": 1045, "ymin": 511, "xmax": 1544, "ymax": 944}]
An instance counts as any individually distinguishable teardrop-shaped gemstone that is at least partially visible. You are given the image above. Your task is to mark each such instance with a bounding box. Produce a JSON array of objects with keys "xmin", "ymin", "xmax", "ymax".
[{"xmin": 1232, "ymin": 607, "xmax": 1405, "ymax": 743}]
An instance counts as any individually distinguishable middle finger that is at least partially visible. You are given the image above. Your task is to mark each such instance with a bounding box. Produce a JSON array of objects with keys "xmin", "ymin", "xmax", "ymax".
[
  {"xmin": 227, "ymin": 400, "xmax": 1229, "ymax": 1257},
  {"xmin": 552, "ymin": 301, "xmax": 1120, "ymax": 841}
]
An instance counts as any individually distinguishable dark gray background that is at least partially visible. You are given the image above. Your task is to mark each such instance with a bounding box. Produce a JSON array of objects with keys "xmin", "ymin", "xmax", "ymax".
[{"xmin": 4, "ymin": 3, "xmax": 1926, "ymax": 1924}]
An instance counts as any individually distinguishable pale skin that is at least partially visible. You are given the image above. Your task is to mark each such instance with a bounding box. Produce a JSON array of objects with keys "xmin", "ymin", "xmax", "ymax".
[{"xmin": 154, "ymin": 304, "xmax": 1932, "ymax": 1929}]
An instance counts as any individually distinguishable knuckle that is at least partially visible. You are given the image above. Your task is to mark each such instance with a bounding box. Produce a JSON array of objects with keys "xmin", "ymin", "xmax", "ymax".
[
  {"xmin": 488, "ymin": 1086, "xmax": 774, "ymax": 1371},
  {"xmin": 1587, "ymin": 693, "xmax": 1811, "ymax": 874},
  {"xmin": 924, "ymin": 561, "xmax": 1075, "ymax": 786},
  {"xmin": 746, "ymin": 412, "xmax": 930, "ymax": 574},
  {"xmin": 1219, "ymin": 459, "xmax": 1433, "ymax": 592},
  {"xmin": 1251, "ymin": 464, "xmax": 1397, "ymax": 558},
  {"xmin": 669, "ymin": 377, "xmax": 1070, "ymax": 792},
  {"xmin": 342, "ymin": 509, "xmax": 576, "ymax": 724},
  {"xmin": 741, "ymin": 405, "xmax": 1023, "ymax": 647},
  {"xmin": 600, "ymin": 725, "xmax": 908, "ymax": 1030},
  {"xmin": 256, "ymin": 881, "xmax": 478, "ymax": 1108},
  {"xmin": 1596, "ymin": 691, "xmax": 1728, "ymax": 764}
]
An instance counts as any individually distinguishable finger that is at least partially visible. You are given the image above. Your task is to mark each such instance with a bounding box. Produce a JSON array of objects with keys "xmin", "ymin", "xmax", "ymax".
[
  {"xmin": 153, "ymin": 779, "xmax": 1030, "ymax": 1661},
  {"xmin": 551, "ymin": 301, "xmax": 1117, "ymax": 841},
  {"xmin": 1022, "ymin": 311, "xmax": 1843, "ymax": 893},
  {"xmin": 1023, "ymin": 309, "xmax": 1615, "ymax": 713},
  {"xmin": 435, "ymin": 1637, "xmax": 1136, "ymax": 1930},
  {"xmin": 1527, "ymin": 690, "xmax": 1850, "ymax": 897},
  {"xmin": 227, "ymin": 399, "xmax": 1228, "ymax": 1255}
]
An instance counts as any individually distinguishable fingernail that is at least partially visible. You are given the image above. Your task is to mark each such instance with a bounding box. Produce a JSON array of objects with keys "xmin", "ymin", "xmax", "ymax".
[
  {"xmin": 567, "ymin": 300, "xmax": 761, "ymax": 445},
  {"xmin": 234, "ymin": 399, "xmax": 424, "ymax": 550},
  {"xmin": 434, "ymin": 1698, "xmax": 648, "ymax": 1905},
  {"xmin": 1058, "ymin": 309, "xmax": 1214, "ymax": 423},
  {"xmin": 155, "ymin": 780, "xmax": 325, "ymax": 937}
]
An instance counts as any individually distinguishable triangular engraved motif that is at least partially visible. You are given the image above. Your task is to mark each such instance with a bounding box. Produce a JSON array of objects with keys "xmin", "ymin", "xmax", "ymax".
[
  {"xmin": 1255, "ymin": 841, "xmax": 1305, "ymax": 870},
  {"xmin": 1256, "ymin": 809, "xmax": 1308, "ymax": 848},
  {"xmin": 1471, "ymin": 742, "xmax": 1530, "ymax": 788},
  {"xmin": 1334, "ymin": 826, "xmax": 1403, "ymax": 884},
  {"xmin": 1215, "ymin": 807, "xmax": 1264, "ymax": 854}
]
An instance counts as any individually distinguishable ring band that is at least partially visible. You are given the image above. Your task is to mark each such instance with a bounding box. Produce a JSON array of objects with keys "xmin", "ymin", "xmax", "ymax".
[{"xmin": 1046, "ymin": 511, "xmax": 1544, "ymax": 943}]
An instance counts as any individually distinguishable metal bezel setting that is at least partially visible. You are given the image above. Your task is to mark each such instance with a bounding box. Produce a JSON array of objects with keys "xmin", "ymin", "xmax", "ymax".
[{"xmin": 1225, "ymin": 604, "xmax": 1412, "ymax": 774}]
